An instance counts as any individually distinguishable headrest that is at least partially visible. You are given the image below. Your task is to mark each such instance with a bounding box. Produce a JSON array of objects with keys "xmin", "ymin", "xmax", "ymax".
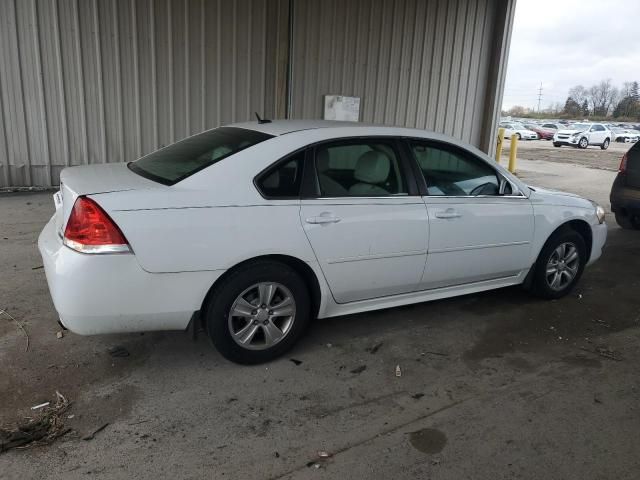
[
  {"xmin": 354, "ymin": 151, "xmax": 390, "ymax": 184},
  {"xmin": 317, "ymin": 149, "xmax": 330, "ymax": 172}
]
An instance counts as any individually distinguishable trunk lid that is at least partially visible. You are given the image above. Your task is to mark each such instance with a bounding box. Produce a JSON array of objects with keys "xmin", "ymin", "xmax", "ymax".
[
  {"xmin": 55, "ymin": 163, "xmax": 163, "ymax": 235},
  {"xmin": 624, "ymin": 142, "xmax": 640, "ymax": 188}
]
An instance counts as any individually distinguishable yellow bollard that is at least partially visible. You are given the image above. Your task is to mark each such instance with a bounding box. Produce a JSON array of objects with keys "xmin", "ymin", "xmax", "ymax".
[
  {"xmin": 508, "ymin": 134, "xmax": 518, "ymax": 173},
  {"xmin": 495, "ymin": 128, "xmax": 505, "ymax": 163}
]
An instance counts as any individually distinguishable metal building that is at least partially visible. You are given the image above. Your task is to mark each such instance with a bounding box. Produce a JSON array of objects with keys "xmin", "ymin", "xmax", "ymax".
[{"xmin": 0, "ymin": 0, "xmax": 515, "ymax": 188}]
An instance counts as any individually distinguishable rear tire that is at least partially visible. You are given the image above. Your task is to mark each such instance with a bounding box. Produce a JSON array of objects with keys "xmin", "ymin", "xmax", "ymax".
[
  {"xmin": 601, "ymin": 138, "xmax": 610, "ymax": 150},
  {"xmin": 204, "ymin": 260, "xmax": 311, "ymax": 364},
  {"xmin": 531, "ymin": 229, "xmax": 586, "ymax": 299},
  {"xmin": 615, "ymin": 211, "xmax": 640, "ymax": 230}
]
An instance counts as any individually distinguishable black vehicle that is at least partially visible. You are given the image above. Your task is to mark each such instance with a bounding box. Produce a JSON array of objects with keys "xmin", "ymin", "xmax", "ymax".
[{"xmin": 611, "ymin": 141, "xmax": 640, "ymax": 229}]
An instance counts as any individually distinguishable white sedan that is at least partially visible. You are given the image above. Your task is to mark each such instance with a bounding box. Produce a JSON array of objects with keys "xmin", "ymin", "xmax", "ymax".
[
  {"xmin": 611, "ymin": 128, "xmax": 639, "ymax": 143},
  {"xmin": 499, "ymin": 122, "xmax": 539, "ymax": 140},
  {"xmin": 39, "ymin": 120, "xmax": 607, "ymax": 364}
]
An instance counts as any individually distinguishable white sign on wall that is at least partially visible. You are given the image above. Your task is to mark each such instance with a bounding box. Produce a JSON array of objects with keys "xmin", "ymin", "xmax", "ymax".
[{"xmin": 323, "ymin": 95, "xmax": 361, "ymax": 122}]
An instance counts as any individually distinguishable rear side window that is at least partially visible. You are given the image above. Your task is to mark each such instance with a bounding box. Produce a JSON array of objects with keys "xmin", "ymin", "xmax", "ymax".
[
  {"xmin": 256, "ymin": 151, "xmax": 305, "ymax": 198},
  {"xmin": 129, "ymin": 127, "xmax": 273, "ymax": 185},
  {"xmin": 409, "ymin": 141, "xmax": 499, "ymax": 196},
  {"xmin": 315, "ymin": 141, "xmax": 407, "ymax": 197}
]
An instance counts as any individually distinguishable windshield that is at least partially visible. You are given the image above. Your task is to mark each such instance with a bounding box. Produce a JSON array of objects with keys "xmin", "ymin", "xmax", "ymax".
[
  {"xmin": 569, "ymin": 123, "xmax": 590, "ymax": 131},
  {"xmin": 129, "ymin": 127, "xmax": 273, "ymax": 185}
]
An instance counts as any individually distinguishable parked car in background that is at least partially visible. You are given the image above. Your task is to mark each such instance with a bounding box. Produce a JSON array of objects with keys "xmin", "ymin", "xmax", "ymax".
[
  {"xmin": 524, "ymin": 123, "xmax": 555, "ymax": 140},
  {"xmin": 540, "ymin": 123, "xmax": 562, "ymax": 131},
  {"xmin": 611, "ymin": 141, "xmax": 640, "ymax": 229},
  {"xmin": 38, "ymin": 120, "xmax": 607, "ymax": 364},
  {"xmin": 553, "ymin": 123, "xmax": 611, "ymax": 149},
  {"xmin": 611, "ymin": 128, "xmax": 640, "ymax": 143},
  {"xmin": 499, "ymin": 122, "xmax": 539, "ymax": 140}
]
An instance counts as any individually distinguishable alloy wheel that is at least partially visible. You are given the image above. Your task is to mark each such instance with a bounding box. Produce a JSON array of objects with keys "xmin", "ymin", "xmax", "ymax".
[
  {"xmin": 227, "ymin": 282, "xmax": 296, "ymax": 350},
  {"xmin": 545, "ymin": 242, "xmax": 580, "ymax": 291}
]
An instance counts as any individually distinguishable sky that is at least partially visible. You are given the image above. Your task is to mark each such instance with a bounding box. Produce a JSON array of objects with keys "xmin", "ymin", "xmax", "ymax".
[{"xmin": 502, "ymin": 0, "xmax": 640, "ymax": 111}]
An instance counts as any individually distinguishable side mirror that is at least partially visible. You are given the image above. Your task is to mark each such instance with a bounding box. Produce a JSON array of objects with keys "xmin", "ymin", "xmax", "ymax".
[{"xmin": 499, "ymin": 177, "xmax": 519, "ymax": 196}]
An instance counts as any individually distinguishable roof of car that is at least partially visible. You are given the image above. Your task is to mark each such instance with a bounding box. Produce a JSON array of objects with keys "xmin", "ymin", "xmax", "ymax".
[{"xmin": 228, "ymin": 119, "xmax": 377, "ymax": 136}]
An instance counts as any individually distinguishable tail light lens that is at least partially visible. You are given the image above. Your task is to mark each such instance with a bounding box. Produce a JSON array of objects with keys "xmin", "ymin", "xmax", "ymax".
[
  {"xmin": 63, "ymin": 196, "xmax": 131, "ymax": 254},
  {"xmin": 619, "ymin": 152, "xmax": 628, "ymax": 173}
]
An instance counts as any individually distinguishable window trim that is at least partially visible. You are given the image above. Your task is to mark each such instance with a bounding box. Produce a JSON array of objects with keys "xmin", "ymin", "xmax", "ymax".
[
  {"xmin": 402, "ymin": 137, "xmax": 525, "ymax": 199},
  {"xmin": 303, "ymin": 136, "xmax": 420, "ymax": 199},
  {"xmin": 253, "ymin": 148, "xmax": 308, "ymax": 200}
]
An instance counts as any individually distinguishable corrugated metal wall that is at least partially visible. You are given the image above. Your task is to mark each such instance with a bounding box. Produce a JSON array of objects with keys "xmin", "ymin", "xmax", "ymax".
[
  {"xmin": 0, "ymin": 0, "xmax": 289, "ymax": 187},
  {"xmin": 290, "ymin": 0, "xmax": 506, "ymax": 149},
  {"xmin": 0, "ymin": 0, "xmax": 514, "ymax": 187}
]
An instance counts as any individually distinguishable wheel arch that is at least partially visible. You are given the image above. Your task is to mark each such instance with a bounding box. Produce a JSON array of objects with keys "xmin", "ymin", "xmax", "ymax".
[
  {"xmin": 199, "ymin": 254, "xmax": 322, "ymax": 325},
  {"xmin": 525, "ymin": 218, "xmax": 593, "ymax": 290},
  {"xmin": 542, "ymin": 219, "xmax": 593, "ymax": 262}
]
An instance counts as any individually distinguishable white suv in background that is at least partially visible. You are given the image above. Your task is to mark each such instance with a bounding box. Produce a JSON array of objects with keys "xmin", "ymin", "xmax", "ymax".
[{"xmin": 553, "ymin": 123, "xmax": 611, "ymax": 150}]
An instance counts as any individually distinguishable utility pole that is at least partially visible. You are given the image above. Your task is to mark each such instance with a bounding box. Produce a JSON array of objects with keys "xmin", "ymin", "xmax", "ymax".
[{"xmin": 537, "ymin": 83, "xmax": 543, "ymax": 112}]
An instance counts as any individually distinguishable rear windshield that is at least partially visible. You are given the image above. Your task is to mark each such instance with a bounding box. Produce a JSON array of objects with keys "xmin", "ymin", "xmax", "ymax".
[{"xmin": 128, "ymin": 127, "xmax": 273, "ymax": 185}]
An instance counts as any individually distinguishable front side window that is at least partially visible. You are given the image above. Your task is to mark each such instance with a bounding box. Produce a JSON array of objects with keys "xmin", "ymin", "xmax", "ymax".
[
  {"xmin": 315, "ymin": 141, "xmax": 407, "ymax": 197},
  {"xmin": 409, "ymin": 141, "xmax": 500, "ymax": 196},
  {"xmin": 256, "ymin": 151, "xmax": 305, "ymax": 198},
  {"xmin": 129, "ymin": 127, "xmax": 273, "ymax": 185}
]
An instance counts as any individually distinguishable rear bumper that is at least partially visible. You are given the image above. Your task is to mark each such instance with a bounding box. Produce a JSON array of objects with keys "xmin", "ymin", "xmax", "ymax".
[
  {"xmin": 38, "ymin": 215, "xmax": 223, "ymax": 335},
  {"xmin": 516, "ymin": 133, "xmax": 538, "ymax": 140},
  {"xmin": 588, "ymin": 222, "xmax": 607, "ymax": 266}
]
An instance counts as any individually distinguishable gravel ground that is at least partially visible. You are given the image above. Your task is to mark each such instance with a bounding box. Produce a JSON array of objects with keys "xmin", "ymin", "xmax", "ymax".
[{"xmin": 501, "ymin": 138, "xmax": 632, "ymax": 171}]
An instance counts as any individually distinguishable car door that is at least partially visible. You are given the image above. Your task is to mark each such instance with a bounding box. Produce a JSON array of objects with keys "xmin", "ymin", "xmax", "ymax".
[
  {"xmin": 405, "ymin": 139, "xmax": 535, "ymax": 290},
  {"xmin": 589, "ymin": 124, "xmax": 606, "ymax": 144},
  {"xmin": 299, "ymin": 138, "xmax": 429, "ymax": 303}
]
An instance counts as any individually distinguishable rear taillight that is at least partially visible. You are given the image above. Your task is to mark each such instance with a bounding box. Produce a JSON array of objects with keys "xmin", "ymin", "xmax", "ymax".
[
  {"xmin": 619, "ymin": 152, "xmax": 628, "ymax": 173},
  {"xmin": 63, "ymin": 196, "xmax": 131, "ymax": 254}
]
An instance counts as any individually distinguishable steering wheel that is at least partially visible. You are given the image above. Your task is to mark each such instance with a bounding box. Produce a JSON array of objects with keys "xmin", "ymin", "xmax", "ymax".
[
  {"xmin": 436, "ymin": 181, "xmax": 466, "ymax": 196},
  {"xmin": 469, "ymin": 182, "xmax": 498, "ymax": 196}
]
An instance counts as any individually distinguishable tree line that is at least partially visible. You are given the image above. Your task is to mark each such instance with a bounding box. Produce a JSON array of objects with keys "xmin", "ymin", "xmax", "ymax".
[
  {"xmin": 503, "ymin": 80, "xmax": 640, "ymax": 121},
  {"xmin": 563, "ymin": 80, "xmax": 639, "ymax": 119}
]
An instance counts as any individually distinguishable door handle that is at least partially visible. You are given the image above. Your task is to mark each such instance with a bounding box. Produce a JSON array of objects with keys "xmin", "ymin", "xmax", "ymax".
[
  {"xmin": 305, "ymin": 213, "xmax": 341, "ymax": 224},
  {"xmin": 435, "ymin": 209, "xmax": 462, "ymax": 219}
]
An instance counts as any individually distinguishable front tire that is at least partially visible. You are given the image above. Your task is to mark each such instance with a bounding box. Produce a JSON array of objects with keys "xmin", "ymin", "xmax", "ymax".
[
  {"xmin": 601, "ymin": 138, "xmax": 610, "ymax": 150},
  {"xmin": 553, "ymin": 142, "xmax": 561, "ymax": 147},
  {"xmin": 531, "ymin": 229, "xmax": 586, "ymax": 299},
  {"xmin": 578, "ymin": 137, "xmax": 588, "ymax": 149},
  {"xmin": 205, "ymin": 261, "xmax": 311, "ymax": 364}
]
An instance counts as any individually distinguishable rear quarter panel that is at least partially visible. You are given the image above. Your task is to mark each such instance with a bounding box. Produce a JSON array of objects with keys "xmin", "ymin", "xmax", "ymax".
[{"xmin": 101, "ymin": 203, "xmax": 315, "ymax": 273}]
